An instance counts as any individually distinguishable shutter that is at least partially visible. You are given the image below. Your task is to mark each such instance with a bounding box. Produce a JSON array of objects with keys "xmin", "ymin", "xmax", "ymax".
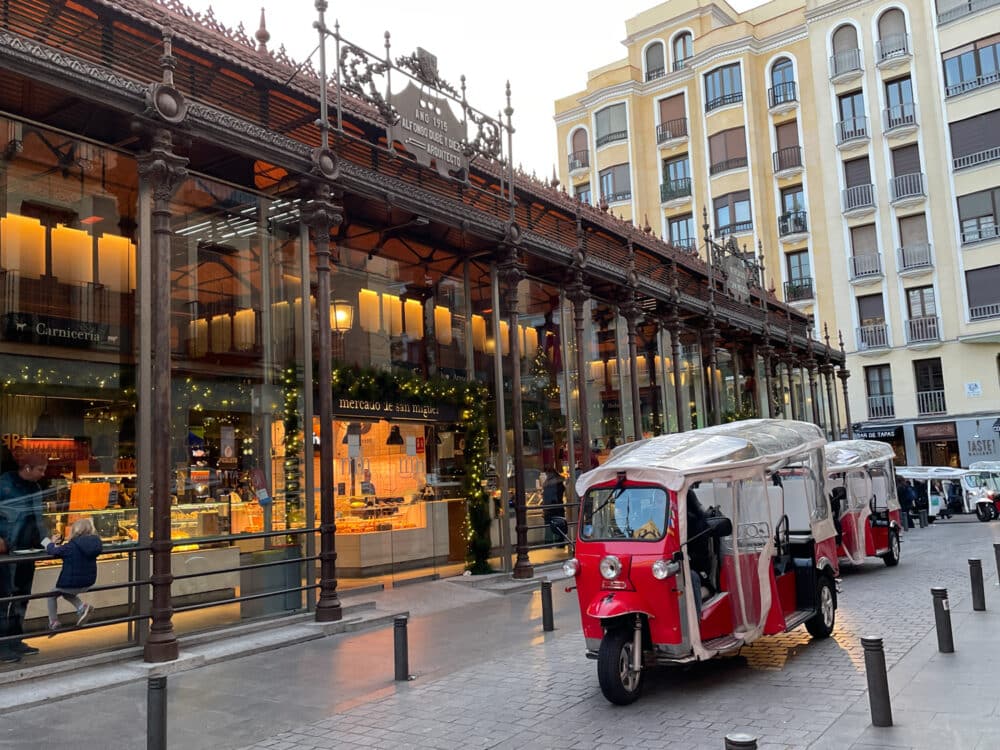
[
  {"xmin": 892, "ymin": 145, "xmax": 920, "ymax": 176},
  {"xmin": 609, "ymin": 104, "xmax": 627, "ymax": 133},
  {"xmin": 899, "ymin": 214, "xmax": 928, "ymax": 245},
  {"xmin": 727, "ymin": 127, "xmax": 747, "ymax": 159},
  {"xmin": 878, "ymin": 9, "xmax": 905, "ymax": 38},
  {"xmin": 833, "ymin": 25, "xmax": 858, "ymax": 52},
  {"xmin": 709, "ymin": 131, "xmax": 726, "ymax": 162},
  {"xmin": 857, "ymin": 294, "xmax": 885, "ymax": 322},
  {"xmin": 851, "ymin": 224, "xmax": 878, "ymax": 256},
  {"xmin": 775, "ymin": 121, "xmax": 798, "ymax": 149},
  {"xmin": 658, "ymin": 94, "xmax": 685, "ymax": 122},
  {"xmin": 572, "ymin": 128, "xmax": 588, "ymax": 153},
  {"xmin": 958, "ymin": 190, "xmax": 992, "ymax": 222},
  {"xmin": 950, "ymin": 110, "xmax": 1000, "ymax": 160},
  {"xmin": 844, "ymin": 157, "xmax": 871, "ymax": 187},
  {"xmin": 646, "ymin": 43, "xmax": 664, "ymax": 73},
  {"xmin": 613, "ymin": 163, "xmax": 630, "ymax": 190},
  {"xmin": 966, "ymin": 266, "xmax": 1000, "ymax": 308}
]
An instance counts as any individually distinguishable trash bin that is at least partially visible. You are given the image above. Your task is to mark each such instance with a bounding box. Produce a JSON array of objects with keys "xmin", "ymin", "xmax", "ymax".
[{"xmin": 240, "ymin": 545, "xmax": 303, "ymax": 619}]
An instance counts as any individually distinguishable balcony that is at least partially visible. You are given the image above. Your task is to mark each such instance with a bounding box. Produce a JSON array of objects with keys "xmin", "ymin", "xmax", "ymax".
[
  {"xmin": 716, "ymin": 220, "xmax": 753, "ymax": 236},
  {"xmin": 830, "ymin": 48, "xmax": 863, "ymax": 81},
  {"xmin": 709, "ymin": 156, "xmax": 748, "ymax": 175},
  {"xmin": 906, "ymin": 315, "xmax": 940, "ymax": 345},
  {"xmin": 602, "ymin": 190, "xmax": 632, "ymax": 204},
  {"xmin": 768, "ymin": 81, "xmax": 798, "ymax": 113},
  {"xmin": 673, "ymin": 58, "xmax": 689, "ymax": 72},
  {"xmin": 656, "ymin": 117, "xmax": 688, "ymax": 145},
  {"xmin": 917, "ymin": 389, "xmax": 946, "ymax": 416},
  {"xmin": 876, "ymin": 33, "xmax": 911, "ymax": 67},
  {"xmin": 898, "ymin": 243, "xmax": 933, "ymax": 273},
  {"xmin": 778, "ymin": 210, "xmax": 808, "ymax": 240},
  {"xmin": 857, "ymin": 323, "xmax": 889, "ymax": 351},
  {"xmin": 784, "ymin": 278, "xmax": 814, "ymax": 302},
  {"xmin": 946, "ymin": 71, "xmax": 1000, "ymax": 97},
  {"xmin": 595, "ymin": 130, "xmax": 628, "ymax": 148},
  {"xmin": 867, "ymin": 394, "xmax": 895, "ymax": 420},
  {"xmin": 954, "ymin": 145, "xmax": 1000, "ymax": 171},
  {"xmin": 567, "ymin": 149, "xmax": 589, "ymax": 174},
  {"xmin": 938, "ymin": 0, "xmax": 1000, "ymax": 25},
  {"xmin": 646, "ymin": 66, "xmax": 666, "ymax": 82},
  {"xmin": 890, "ymin": 172, "xmax": 926, "ymax": 206},
  {"xmin": 772, "ymin": 146, "xmax": 803, "ymax": 176},
  {"xmin": 836, "ymin": 116, "xmax": 869, "ymax": 148},
  {"xmin": 660, "ymin": 177, "xmax": 692, "ymax": 204},
  {"xmin": 706, "ymin": 91, "xmax": 743, "ymax": 112},
  {"xmin": 883, "ymin": 102, "xmax": 918, "ymax": 137},
  {"xmin": 970, "ymin": 302, "xmax": 1000, "ymax": 321},
  {"xmin": 850, "ymin": 253, "xmax": 883, "ymax": 283},
  {"xmin": 842, "ymin": 184, "xmax": 876, "ymax": 215},
  {"xmin": 671, "ymin": 237, "xmax": 697, "ymax": 254},
  {"xmin": 960, "ymin": 221, "xmax": 999, "ymax": 245}
]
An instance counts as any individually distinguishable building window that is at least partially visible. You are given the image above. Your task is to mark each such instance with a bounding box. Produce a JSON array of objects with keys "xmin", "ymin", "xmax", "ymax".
[
  {"xmin": 673, "ymin": 32, "xmax": 693, "ymax": 71},
  {"xmin": 831, "ymin": 24, "xmax": 862, "ymax": 77},
  {"xmin": 769, "ymin": 57, "xmax": 797, "ymax": 106},
  {"xmin": 967, "ymin": 264, "xmax": 1000, "ymax": 320},
  {"xmin": 656, "ymin": 93, "xmax": 687, "ymax": 142},
  {"xmin": 877, "ymin": 8, "xmax": 909, "ymax": 60},
  {"xmin": 865, "ymin": 364, "xmax": 894, "ymax": 419},
  {"xmin": 885, "ymin": 77, "xmax": 916, "ymax": 130},
  {"xmin": 708, "ymin": 127, "xmax": 747, "ymax": 174},
  {"xmin": 786, "ymin": 250, "xmax": 810, "ymax": 282},
  {"xmin": 837, "ymin": 90, "xmax": 868, "ymax": 142},
  {"xmin": 599, "ymin": 163, "xmax": 631, "ymax": 203},
  {"xmin": 943, "ymin": 35, "xmax": 1000, "ymax": 97},
  {"xmin": 907, "ymin": 286, "xmax": 935, "ymax": 318},
  {"xmin": 645, "ymin": 42, "xmax": 666, "ymax": 81},
  {"xmin": 773, "ymin": 120, "xmax": 801, "ymax": 171},
  {"xmin": 957, "ymin": 187, "xmax": 1000, "ymax": 244},
  {"xmin": 898, "ymin": 213, "xmax": 931, "ymax": 270},
  {"xmin": 668, "ymin": 213, "xmax": 696, "ymax": 252},
  {"xmin": 914, "ymin": 358, "xmax": 946, "ymax": 415},
  {"xmin": 568, "ymin": 127, "xmax": 589, "ymax": 171},
  {"xmin": 850, "ymin": 223, "xmax": 880, "ymax": 278},
  {"xmin": 713, "ymin": 190, "xmax": 751, "ymax": 234},
  {"xmin": 857, "ymin": 294, "xmax": 888, "ymax": 349},
  {"xmin": 575, "ymin": 182, "xmax": 591, "ymax": 205},
  {"xmin": 779, "ymin": 185, "xmax": 806, "ymax": 235},
  {"xmin": 843, "ymin": 156, "xmax": 874, "ymax": 210},
  {"xmin": 950, "ymin": 109, "xmax": 1000, "ymax": 169},
  {"xmin": 595, "ymin": 103, "xmax": 627, "ymax": 148},
  {"xmin": 705, "ymin": 63, "xmax": 742, "ymax": 111},
  {"xmin": 661, "ymin": 155, "xmax": 691, "ymax": 201},
  {"xmin": 891, "ymin": 144, "xmax": 924, "ymax": 201}
]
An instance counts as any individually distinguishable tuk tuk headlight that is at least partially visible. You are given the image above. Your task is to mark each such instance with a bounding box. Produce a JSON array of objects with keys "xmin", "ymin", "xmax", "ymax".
[
  {"xmin": 562, "ymin": 558, "xmax": 580, "ymax": 577},
  {"xmin": 652, "ymin": 559, "xmax": 681, "ymax": 580},
  {"xmin": 599, "ymin": 555, "xmax": 622, "ymax": 580}
]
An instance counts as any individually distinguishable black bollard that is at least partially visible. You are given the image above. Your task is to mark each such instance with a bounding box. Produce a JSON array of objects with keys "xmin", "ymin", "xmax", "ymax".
[
  {"xmin": 724, "ymin": 733, "xmax": 758, "ymax": 749},
  {"xmin": 541, "ymin": 579, "xmax": 554, "ymax": 632},
  {"xmin": 994, "ymin": 543, "xmax": 1000, "ymax": 584},
  {"xmin": 147, "ymin": 675, "xmax": 167, "ymax": 750},
  {"xmin": 919, "ymin": 509, "xmax": 929, "ymax": 528},
  {"xmin": 969, "ymin": 559, "xmax": 986, "ymax": 611},
  {"xmin": 931, "ymin": 587, "xmax": 954, "ymax": 653},
  {"xmin": 393, "ymin": 615, "xmax": 410, "ymax": 681},
  {"xmin": 861, "ymin": 637, "xmax": 893, "ymax": 727}
]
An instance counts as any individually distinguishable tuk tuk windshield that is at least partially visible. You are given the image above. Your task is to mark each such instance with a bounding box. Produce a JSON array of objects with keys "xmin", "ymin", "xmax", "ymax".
[
  {"xmin": 580, "ymin": 485, "xmax": 669, "ymax": 541},
  {"xmin": 972, "ymin": 473, "xmax": 1000, "ymax": 492}
]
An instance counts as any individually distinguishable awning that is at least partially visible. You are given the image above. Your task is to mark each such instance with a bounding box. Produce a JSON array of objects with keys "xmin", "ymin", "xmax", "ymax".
[{"xmin": 853, "ymin": 424, "xmax": 903, "ymax": 441}]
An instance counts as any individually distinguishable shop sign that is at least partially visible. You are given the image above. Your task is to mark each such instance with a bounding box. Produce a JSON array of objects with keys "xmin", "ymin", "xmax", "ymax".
[
  {"xmin": 218, "ymin": 425, "xmax": 238, "ymax": 468},
  {"xmin": 994, "ymin": 418, "xmax": 1000, "ymax": 434},
  {"xmin": 967, "ymin": 437, "xmax": 998, "ymax": 458},
  {"xmin": 854, "ymin": 425, "xmax": 902, "ymax": 441},
  {"xmin": 3, "ymin": 312, "xmax": 124, "ymax": 350},
  {"xmin": 389, "ymin": 81, "xmax": 467, "ymax": 179},
  {"xmin": 914, "ymin": 422, "xmax": 957, "ymax": 441},
  {"xmin": 965, "ymin": 381, "xmax": 982, "ymax": 398},
  {"xmin": 333, "ymin": 397, "xmax": 458, "ymax": 423}
]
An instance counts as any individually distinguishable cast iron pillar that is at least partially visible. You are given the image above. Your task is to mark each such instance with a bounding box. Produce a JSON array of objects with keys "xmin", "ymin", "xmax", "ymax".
[
  {"xmin": 806, "ymin": 336, "xmax": 821, "ymax": 427},
  {"xmin": 760, "ymin": 342, "xmax": 774, "ymax": 418},
  {"xmin": 138, "ymin": 126, "xmax": 187, "ymax": 663},
  {"xmin": 822, "ymin": 325, "xmax": 839, "ymax": 439},
  {"xmin": 621, "ymin": 303, "xmax": 643, "ymax": 441},
  {"xmin": 705, "ymin": 322, "xmax": 721, "ymax": 425},
  {"xmin": 500, "ymin": 247, "xmax": 532, "ymax": 579},
  {"xmin": 304, "ymin": 182, "xmax": 344, "ymax": 622},
  {"xmin": 837, "ymin": 330, "xmax": 854, "ymax": 439},
  {"xmin": 566, "ymin": 274, "xmax": 592, "ymax": 470},
  {"xmin": 669, "ymin": 316, "xmax": 685, "ymax": 432},
  {"xmin": 785, "ymin": 356, "xmax": 799, "ymax": 420}
]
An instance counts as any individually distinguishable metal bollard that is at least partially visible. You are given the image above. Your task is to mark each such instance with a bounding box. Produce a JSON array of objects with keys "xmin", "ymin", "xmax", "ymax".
[
  {"xmin": 994, "ymin": 543, "xmax": 1000, "ymax": 585},
  {"xmin": 393, "ymin": 615, "xmax": 410, "ymax": 681},
  {"xmin": 724, "ymin": 733, "xmax": 758, "ymax": 749},
  {"xmin": 931, "ymin": 587, "xmax": 954, "ymax": 653},
  {"xmin": 541, "ymin": 579, "xmax": 554, "ymax": 632},
  {"xmin": 861, "ymin": 637, "xmax": 893, "ymax": 727},
  {"xmin": 147, "ymin": 675, "xmax": 167, "ymax": 750},
  {"xmin": 969, "ymin": 559, "xmax": 986, "ymax": 611},
  {"xmin": 918, "ymin": 509, "xmax": 929, "ymax": 528}
]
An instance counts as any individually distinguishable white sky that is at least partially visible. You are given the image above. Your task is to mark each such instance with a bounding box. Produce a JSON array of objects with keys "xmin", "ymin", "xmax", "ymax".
[{"xmin": 184, "ymin": 0, "xmax": 762, "ymax": 178}]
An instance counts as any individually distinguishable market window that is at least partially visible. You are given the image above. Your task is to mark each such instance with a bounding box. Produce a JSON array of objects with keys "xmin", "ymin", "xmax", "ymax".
[
  {"xmin": 943, "ymin": 34, "xmax": 1000, "ymax": 96},
  {"xmin": 595, "ymin": 103, "xmax": 628, "ymax": 148},
  {"xmin": 705, "ymin": 63, "xmax": 742, "ymax": 111},
  {"xmin": 713, "ymin": 190, "xmax": 751, "ymax": 234},
  {"xmin": 645, "ymin": 42, "xmax": 666, "ymax": 81},
  {"xmin": 599, "ymin": 163, "xmax": 631, "ymax": 203},
  {"xmin": 708, "ymin": 127, "xmax": 747, "ymax": 174}
]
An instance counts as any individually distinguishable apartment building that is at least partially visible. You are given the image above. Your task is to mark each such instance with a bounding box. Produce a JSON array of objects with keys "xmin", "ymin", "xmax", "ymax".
[{"xmin": 554, "ymin": 0, "xmax": 1000, "ymax": 467}]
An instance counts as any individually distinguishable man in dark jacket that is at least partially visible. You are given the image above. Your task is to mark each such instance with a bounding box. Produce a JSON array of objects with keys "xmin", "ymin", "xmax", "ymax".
[
  {"xmin": 686, "ymin": 487, "xmax": 712, "ymax": 617},
  {"xmin": 0, "ymin": 454, "xmax": 49, "ymax": 662},
  {"xmin": 542, "ymin": 468, "xmax": 566, "ymax": 545},
  {"xmin": 897, "ymin": 477, "xmax": 916, "ymax": 529}
]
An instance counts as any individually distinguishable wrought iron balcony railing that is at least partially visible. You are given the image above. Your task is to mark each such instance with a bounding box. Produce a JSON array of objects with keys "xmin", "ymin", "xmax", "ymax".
[
  {"xmin": 837, "ymin": 116, "xmax": 869, "ymax": 144},
  {"xmin": 772, "ymin": 146, "xmax": 802, "ymax": 172},
  {"xmin": 960, "ymin": 221, "xmax": 999, "ymax": 245},
  {"xmin": 784, "ymin": 278, "xmax": 814, "ymax": 302},
  {"xmin": 877, "ymin": 33, "xmax": 910, "ymax": 62},
  {"xmin": 656, "ymin": 118, "xmax": 688, "ymax": 143},
  {"xmin": 906, "ymin": 315, "xmax": 940, "ymax": 343},
  {"xmin": 768, "ymin": 81, "xmax": 798, "ymax": 108},
  {"xmin": 595, "ymin": 130, "xmax": 628, "ymax": 148},
  {"xmin": 778, "ymin": 210, "xmax": 808, "ymax": 236},
  {"xmin": 946, "ymin": 71, "xmax": 1000, "ymax": 97},
  {"xmin": 567, "ymin": 149, "xmax": 589, "ymax": 171},
  {"xmin": 883, "ymin": 102, "xmax": 917, "ymax": 132},
  {"xmin": 970, "ymin": 302, "xmax": 1000, "ymax": 321},
  {"xmin": 850, "ymin": 253, "xmax": 882, "ymax": 279},
  {"xmin": 867, "ymin": 394, "xmax": 895, "ymax": 419},
  {"xmin": 898, "ymin": 243, "xmax": 932, "ymax": 271},
  {"xmin": 917, "ymin": 389, "xmax": 946, "ymax": 416},
  {"xmin": 660, "ymin": 177, "xmax": 692, "ymax": 202},
  {"xmin": 705, "ymin": 91, "xmax": 743, "ymax": 112},
  {"xmin": 843, "ymin": 184, "xmax": 875, "ymax": 212},
  {"xmin": 646, "ymin": 67, "xmax": 666, "ymax": 82},
  {"xmin": 830, "ymin": 48, "xmax": 862, "ymax": 78},
  {"xmin": 857, "ymin": 323, "xmax": 889, "ymax": 350},
  {"xmin": 709, "ymin": 156, "xmax": 748, "ymax": 175},
  {"xmin": 938, "ymin": 0, "xmax": 1000, "ymax": 25},
  {"xmin": 954, "ymin": 145, "xmax": 1000, "ymax": 170},
  {"xmin": 890, "ymin": 172, "xmax": 925, "ymax": 202}
]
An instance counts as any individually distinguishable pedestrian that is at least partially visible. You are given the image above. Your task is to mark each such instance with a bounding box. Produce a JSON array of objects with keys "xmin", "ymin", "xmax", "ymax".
[
  {"xmin": 685, "ymin": 486, "xmax": 712, "ymax": 618},
  {"xmin": 897, "ymin": 477, "xmax": 915, "ymax": 529},
  {"xmin": 44, "ymin": 517, "xmax": 101, "ymax": 634},
  {"xmin": 0, "ymin": 453, "xmax": 49, "ymax": 663},
  {"xmin": 541, "ymin": 467, "xmax": 565, "ymax": 546}
]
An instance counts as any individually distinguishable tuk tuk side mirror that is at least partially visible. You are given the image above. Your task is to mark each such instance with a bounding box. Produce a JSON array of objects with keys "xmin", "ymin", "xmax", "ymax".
[
  {"xmin": 709, "ymin": 517, "xmax": 733, "ymax": 537},
  {"xmin": 671, "ymin": 550, "xmax": 683, "ymax": 564}
]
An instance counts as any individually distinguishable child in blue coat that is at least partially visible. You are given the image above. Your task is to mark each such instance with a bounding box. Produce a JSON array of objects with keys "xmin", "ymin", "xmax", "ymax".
[{"xmin": 44, "ymin": 517, "xmax": 102, "ymax": 632}]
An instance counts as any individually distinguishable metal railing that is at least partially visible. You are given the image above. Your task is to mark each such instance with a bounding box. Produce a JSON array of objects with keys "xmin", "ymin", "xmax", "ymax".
[
  {"xmin": 938, "ymin": 0, "xmax": 1000, "ymax": 25},
  {"xmin": 595, "ymin": 130, "xmax": 628, "ymax": 148},
  {"xmin": 772, "ymin": 146, "xmax": 802, "ymax": 172},
  {"xmin": 891, "ymin": 172, "xmax": 925, "ymax": 202},
  {"xmin": 867, "ymin": 393, "xmax": 895, "ymax": 419},
  {"xmin": 830, "ymin": 48, "xmax": 863, "ymax": 78},
  {"xmin": 843, "ymin": 183, "xmax": 875, "ymax": 212},
  {"xmin": 567, "ymin": 149, "xmax": 589, "ymax": 171},
  {"xmin": 671, "ymin": 237, "xmax": 697, "ymax": 253},
  {"xmin": 898, "ymin": 243, "xmax": 932, "ymax": 271},
  {"xmin": 877, "ymin": 33, "xmax": 910, "ymax": 62},
  {"xmin": 850, "ymin": 253, "xmax": 883, "ymax": 279},
  {"xmin": 768, "ymin": 81, "xmax": 798, "ymax": 107},
  {"xmin": 778, "ymin": 210, "xmax": 808, "ymax": 236},
  {"xmin": 603, "ymin": 190, "xmax": 632, "ymax": 203},
  {"xmin": 646, "ymin": 67, "xmax": 666, "ymax": 81},
  {"xmin": 705, "ymin": 91, "xmax": 743, "ymax": 112},
  {"xmin": 656, "ymin": 117, "xmax": 688, "ymax": 143},
  {"xmin": 716, "ymin": 219, "xmax": 753, "ymax": 235},
  {"xmin": 709, "ymin": 156, "xmax": 748, "ymax": 175},
  {"xmin": 660, "ymin": 177, "xmax": 692, "ymax": 202},
  {"xmin": 906, "ymin": 315, "xmax": 940, "ymax": 343},
  {"xmin": 954, "ymin": 145, "xmax": 1000, "ymax": 170},
  {"xmin": 837, "ymin": 115, "xmax": 869, "ymax": 144},
  {"xmin": 858, "ymin": 323, "xmax": 889, "ymax": 350},
  {"xmin": 946, "ymin": 71, "xmax": 1000, "ymax": 97},
  {"xmin": 883, "ymin": 102, "xmax": 917, "ymax": 131},
  {"xmin": 970, "ymin": 302, "xmax": 1000, "ymax": 320},
  {"xmin": 960, "ymin": 222, "xmax": 999, "ymax": 245},
  {"xmin": 784, "ymin": 278, "xmax": 814, "ymax": 302},
  {"xmin": 917, "ymin": 389, "xmax": 946, "ymax": 416}
]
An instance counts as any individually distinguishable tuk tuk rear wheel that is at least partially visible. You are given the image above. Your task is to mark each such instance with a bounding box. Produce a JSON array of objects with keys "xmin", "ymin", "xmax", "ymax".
[
  {"xmin": 597, "ymin": 627, "xmax": 643, "ymax": 705},
  {"xmin": 881, "ymin": 529, "xmax": 900, "ymax": 567},
  {"xmin": 805, "ymin": 576, "xmax": 836, "ymax": 639},
  {"xmin": 975, "ymin": 504, "xmax": 993, "ymax": 522}
]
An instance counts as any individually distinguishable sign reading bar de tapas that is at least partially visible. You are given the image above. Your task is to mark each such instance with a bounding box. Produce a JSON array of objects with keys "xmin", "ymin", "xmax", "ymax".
[{"xmin": 333, "ymin": 397, "xmax": 458, "ymax": 423}]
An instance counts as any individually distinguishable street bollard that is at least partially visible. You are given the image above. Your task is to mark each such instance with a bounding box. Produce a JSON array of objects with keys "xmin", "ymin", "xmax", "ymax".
[
  {"xmin": 394, "ymin": 615, "xmax": 410, "ymax": 681},
  {"xmin": 969, "ymin": 559, "xmax": 986, "ymax": 611},
  {"xmin": 931, "ymin": 587, "xmax": 954, "ymax": 653},
  {"xmin": 861, "ymin": 637, "xmax": 892, "ymax": 727},
  {"xmin": 541, "ymin": 579, "xmax": 554, "ymax": 632},
  {"xmin": 724, "ymin": 732, "xmax": 758, "ymax": 749},
  {"xmin": 918, "ymin": 509, "xmax": 929, "ymax": 528},
  {"xmin": 994, "ymin": 543, "xmax": 1000, "ymax": 585},
  {"xmin": 147, "ymin": 675, "xmax": 167, "ymax": 750}
]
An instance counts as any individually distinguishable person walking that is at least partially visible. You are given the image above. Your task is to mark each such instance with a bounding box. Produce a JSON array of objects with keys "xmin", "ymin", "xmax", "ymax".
[
  {"xmin": 541, "ymin": 467, "xmax": 566, "ymax": 546},
  {"xmin": 0, "ymin": 453, "xmax": 49, "ymax": 663},
  {"xmin": 45, "ymin": 517, "xmax": 102, "ymax": 634}
]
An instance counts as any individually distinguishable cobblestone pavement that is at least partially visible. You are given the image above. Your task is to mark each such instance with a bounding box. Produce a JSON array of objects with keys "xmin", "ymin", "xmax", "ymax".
[{"xmin": 238, "ymin": 518, "xmax": 1000, "ymax": 750}]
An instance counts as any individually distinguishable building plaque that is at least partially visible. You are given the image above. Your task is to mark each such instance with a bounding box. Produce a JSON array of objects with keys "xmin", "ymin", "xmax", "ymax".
[{"xmin": 390, "ymin": 82, "xmax": 467, "ymax": 179}]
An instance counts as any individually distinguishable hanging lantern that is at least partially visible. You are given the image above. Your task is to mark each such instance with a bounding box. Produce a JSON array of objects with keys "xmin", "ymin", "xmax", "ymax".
[{"xmin": 330, "ymin": 299, "xmax": 354, "ymax": 333}]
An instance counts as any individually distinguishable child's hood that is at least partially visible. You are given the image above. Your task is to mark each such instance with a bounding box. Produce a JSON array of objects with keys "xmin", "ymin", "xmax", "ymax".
[{"xmin": 75, "ymin": 534, "xmax": 103, "ymax": 556}]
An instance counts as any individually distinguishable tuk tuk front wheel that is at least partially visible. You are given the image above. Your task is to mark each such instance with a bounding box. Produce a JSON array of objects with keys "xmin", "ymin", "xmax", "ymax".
[
  {"xmin": 805, "ymin": 576, "xmax": 836, "ymax": 639},
  {"xmin": 597, "ymin": 627, "xmax": 643, "ymax": 705},
  {"xmin": 975, "ymin": 504, "xmax": 993, "ymax": 522},
  {"xmin": 881, "ymin": 529, "xmax": 900, "ymax": 567}
]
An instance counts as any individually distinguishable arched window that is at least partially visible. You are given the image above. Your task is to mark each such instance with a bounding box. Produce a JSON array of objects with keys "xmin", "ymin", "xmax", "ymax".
[
  {"xmin": 645, "ymin": 42, "xmax": 665, "ymax": 81},
  {"xmin": 831, "ymin": 24, "xmax": 861, "ymax": 77},
  {"xmin": 770, "ymin": 58, "xmax": 796, "ymax": 106},
  {"xmin": 877, "ymin": 9, "xmax": 909, "ymax": 60},
  {"xmin": 569, "ymin": 128, "xmax": 589, "ymax": 171},
  {"xmin": 673, "ymin": 32, "xmax": 693, "ymax": 71}
]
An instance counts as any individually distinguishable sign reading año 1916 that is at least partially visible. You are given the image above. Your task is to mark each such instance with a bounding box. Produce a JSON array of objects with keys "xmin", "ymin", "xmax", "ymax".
[{"xmin": 390, "ymin": 82, "xmax": 467, "ymax": 179}]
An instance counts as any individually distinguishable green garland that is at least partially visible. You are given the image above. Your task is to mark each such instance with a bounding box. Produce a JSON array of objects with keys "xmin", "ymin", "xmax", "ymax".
[{"xmin": 330, "ymin": 365, "xmax": 494, "ymax": 574}]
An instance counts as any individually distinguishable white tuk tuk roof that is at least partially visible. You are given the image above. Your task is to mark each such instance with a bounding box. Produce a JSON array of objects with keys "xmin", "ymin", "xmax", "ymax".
[
  {"xmin": 576, "ymin": 419, "xmax": 826, "ymax": 495},
  {"xmin": 970, "ymin": 461, "xmax": 1000, "ymax": 472},
  {"xmin": 895, "ymin": 466, "xmax": 968, "ymax": 479},
  {"xmin": 824, "ymin": 440, "xmax": 896, "ymax": 473}
]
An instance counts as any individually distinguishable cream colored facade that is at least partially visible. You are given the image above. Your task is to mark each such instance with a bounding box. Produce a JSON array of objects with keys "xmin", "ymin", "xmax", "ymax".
[{"xmin": 554, "ymin": 0, "xmax": 1000, "ymax": 467}]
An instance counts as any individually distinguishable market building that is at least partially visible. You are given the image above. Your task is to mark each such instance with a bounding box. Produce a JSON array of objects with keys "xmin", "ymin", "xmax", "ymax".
[
  {"xmin": 553, "ymin": 0, "xmax": 1000, "ymax": 468},
  {"xmin": 0, "ymin": 0, "xmax": 841, "ymax": 665}
]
